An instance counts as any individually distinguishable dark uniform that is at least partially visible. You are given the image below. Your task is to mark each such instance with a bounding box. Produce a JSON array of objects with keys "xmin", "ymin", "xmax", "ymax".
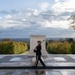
[{"xmin": 34, "ymin": 44, "xmax": 45, "ymax": 67}]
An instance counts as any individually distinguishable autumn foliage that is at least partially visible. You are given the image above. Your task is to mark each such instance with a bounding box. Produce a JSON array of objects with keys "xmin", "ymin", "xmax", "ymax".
[{"xmin": 0, "ymin": 41, "xmax": 28, "ymax": 54}]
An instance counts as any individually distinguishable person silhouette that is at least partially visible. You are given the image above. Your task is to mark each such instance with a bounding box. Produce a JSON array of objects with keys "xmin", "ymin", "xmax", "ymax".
[{"xmin": 34, "ymin": 41, "xmax": 46, "ymax": 67}]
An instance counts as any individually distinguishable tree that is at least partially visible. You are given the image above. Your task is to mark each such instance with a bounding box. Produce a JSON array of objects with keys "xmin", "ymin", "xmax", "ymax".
[
  {"xmin": 68, "ymin": 15, "xmax": 75, "ymax": 30},
  {"xmin": 2, "ymin": 38, "xmax": 13, "ymax": 42},
  {"xmin": 59, "ymin": 38, "xmax": 65, "ymax": 42},
  {"xmin": 65, "ymin": 38, "xmax": 74, "ymax": 43}
]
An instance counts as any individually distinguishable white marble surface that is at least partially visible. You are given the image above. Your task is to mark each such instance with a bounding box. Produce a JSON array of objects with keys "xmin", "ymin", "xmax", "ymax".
[
  {"xmin": 28, "ymin": 35, "xmax": 48, "ymax": 56},
  {"xmin": 53, "ymin": 57, "xmax": 66, "ymax": 61},
  {"xmin": 10, "ymin": 57, "xmax": 22, "ymax": 61},
  {"xmin": 0, "ymin": 56, "xmax": 5, "ymax": 59}
]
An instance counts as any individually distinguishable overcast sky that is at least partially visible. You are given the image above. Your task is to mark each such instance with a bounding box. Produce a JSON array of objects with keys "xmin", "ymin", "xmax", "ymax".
[{"xmin": 0, "ymin": 0, "xmax": 75, "ymax": 38}]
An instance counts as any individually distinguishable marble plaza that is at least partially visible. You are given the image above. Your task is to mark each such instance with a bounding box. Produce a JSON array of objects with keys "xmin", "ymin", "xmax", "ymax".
[{"xmin": 0, "ymin": 54, "xmax": 75, "ymax": 75}]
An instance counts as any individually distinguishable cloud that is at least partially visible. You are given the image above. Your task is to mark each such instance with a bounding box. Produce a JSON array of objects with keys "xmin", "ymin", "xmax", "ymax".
[
  {"xmin": 0, "ymin": 10, "xmax": 19, "ymax": 15},
  {"xmin": 0, "ymin": 10, "xmax": 9, "ymax": 14},
  {"xmin": 55, "ymin": 0, "xmax": 60, "ymax": 2},
  {"xmin": 39, "ymin": 2, "xmax": 49, "ymax": 11},
  {"xmin": 5, "ymin": 15, "xmax": 13, "ymax": 19},
  {"xmin": 0, "ymin": 17, "xmax": 2, "ymax": 19},
  {"xmin": 0, "ymin": 9, "xmax": 72, "ymax": 29},
  {"xmin": 1, "ymin": 27, "xmax": 75, "ymax": 38},
  {"xmin": 0, "ymin": 9, "xmax": 40, "ymax": 29},
  {"xmin": 39, "ymin": 20, "xmax": 69, "ymax": 29},
  {"xmin": 1, "ymin": 1, "xmax": 74, "ymax": 30},
  {"xmin": 52, "ymin": 0, "xmax": 75, "ymax": 15},
  {"xmin": 0, "ymin": 0, "xmax": 75, "ymax": 37}
]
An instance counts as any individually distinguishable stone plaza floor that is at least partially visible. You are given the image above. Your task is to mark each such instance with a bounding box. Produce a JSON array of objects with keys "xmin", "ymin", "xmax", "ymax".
[{"xmin": 0, "ymin": 54, "xmax": 75, "ymax": 75}]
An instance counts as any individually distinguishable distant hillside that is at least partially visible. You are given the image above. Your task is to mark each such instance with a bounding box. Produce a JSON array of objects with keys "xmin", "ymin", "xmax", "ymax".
[{"xmin": 0, "ymin": 38, "xmax": 75, "ymax": 43}]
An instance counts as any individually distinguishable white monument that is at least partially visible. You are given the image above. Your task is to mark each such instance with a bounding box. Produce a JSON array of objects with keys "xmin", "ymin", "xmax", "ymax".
[{"xmin": 28, "ymin": 35, "xmax": 48, "ymax": 56}]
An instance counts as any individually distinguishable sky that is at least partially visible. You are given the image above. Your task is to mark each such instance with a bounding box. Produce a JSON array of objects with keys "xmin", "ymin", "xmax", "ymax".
[{"xmin": 0, "ymin": 0, "xmax": 75, "ymax": 38}]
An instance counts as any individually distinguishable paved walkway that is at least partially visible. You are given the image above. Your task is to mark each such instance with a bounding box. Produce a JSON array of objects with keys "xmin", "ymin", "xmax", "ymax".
[{"xmin": 0, "ymin": 54, "xmax": 75, "ymax": 75}]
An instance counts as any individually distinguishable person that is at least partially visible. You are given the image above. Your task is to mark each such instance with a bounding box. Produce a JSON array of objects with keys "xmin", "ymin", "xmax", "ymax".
[{"xmin": 34, "ymin": 41, "xmax": 46, "ymax": 67}]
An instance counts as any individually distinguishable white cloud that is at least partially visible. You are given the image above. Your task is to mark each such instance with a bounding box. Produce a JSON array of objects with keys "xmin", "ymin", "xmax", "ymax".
[
  {"xmin": 51, "ymin": 20, "xmax": 69, "ymax": 28},
  {"xmin": 0, "ymin": 9, "xmax": 39, "ymax": 29},
  {"xmin": 21, "ymin": 9, "xmax": 39, "ymax": 18},
  {"xmin": 55, "ymin": 0, "xmax": 60, "ymax": 2},
  {"xmin": 39, "ymin": 20, "xmax": 52, "ymax": 28},
  {"xmin": 0, "ymin": 8, "xmax": 75, "ymax": 37},
  {"xmin": 39, "ymin": 2, "xmax": 49, "ymax": 11},
  {"xmin": 52, "ymin": 0, "xmax": 75, "ymax": 15},
  {"xmin": 22, "ymin": 19, "xmax": 26, "ymax": 22},
  {"xmin": 39, "ymin": 20, "xmax": 69, "ymax": 29},
  {"xmin": 5, "ymin": 15, "xmax": 13, "ymax": 19},
  {"xmin": 32, "ymin": 9, "xmax": 39, "ymax": 15},
  {"xmin": 0, "ymin": 17, "xmax": 2, "ymax": 19},
  {"xmin": 0, "ymin": 9, "xmax": 71, "ymax": 29}
]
